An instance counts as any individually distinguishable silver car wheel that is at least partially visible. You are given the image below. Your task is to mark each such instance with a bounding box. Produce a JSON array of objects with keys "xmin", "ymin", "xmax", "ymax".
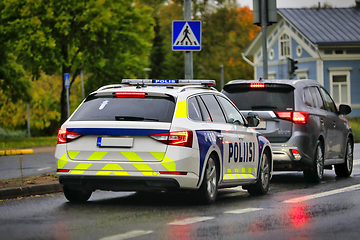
[
  {"xmin": 316, "ymin": 144, "xmax": 324, "ymax": 180},
  {"xmin": 206, "ymin": 157, "xmax": 217, "ymax": 199},
  {"xmin": 261, "ymin": 153, "xmax": 270, "ymax": 189},
  {"xmin": 346, "ymin": 141, "xmax": 353, "ymax": 172}
]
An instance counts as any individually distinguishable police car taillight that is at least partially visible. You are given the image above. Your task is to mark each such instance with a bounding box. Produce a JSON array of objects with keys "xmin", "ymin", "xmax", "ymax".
[
  {"xmin": 150, "ymin": 130, "xmax": 193, "ymax": 147},
  {"xmin": 57, "ymin": 128, "xmax": 82, "ymax": 144},
  {"xmin": 250, "ymin": 83, "xmax": 265, "ymax": 88},
  {"xmin": 113, "ymin": 92, "xmax": 146, "ymax": 98}
]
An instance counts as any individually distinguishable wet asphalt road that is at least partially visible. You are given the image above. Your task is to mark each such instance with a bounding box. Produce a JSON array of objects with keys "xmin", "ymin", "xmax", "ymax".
[{"xmin": 1, "ymin": 145, "xmax": 360, "ymax": 240}]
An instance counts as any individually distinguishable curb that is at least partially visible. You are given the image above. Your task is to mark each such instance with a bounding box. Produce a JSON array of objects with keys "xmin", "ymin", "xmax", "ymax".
[
  {"xmin": 0, "ymin": 149, "xmax": 34, "ymax": 156},
  {"xmin": 0, "ymin": 183, "xmax": 62, "ymax": 200}
]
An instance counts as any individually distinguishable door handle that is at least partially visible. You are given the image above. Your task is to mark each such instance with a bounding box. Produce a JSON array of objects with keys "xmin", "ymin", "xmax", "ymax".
[
  {"xmin": 218, "ymin": 135, "xmax": 224, "ymax": 140},
  {"xmin": 333, "ymin": 121, "xmax": 336, "ymax": 128},
  {"xmin": 238, "ymin": 135, "xmax": 245, "ymax": 140}
]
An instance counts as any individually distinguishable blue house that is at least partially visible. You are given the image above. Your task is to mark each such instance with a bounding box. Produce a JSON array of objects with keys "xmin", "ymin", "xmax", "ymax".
[{"xmin": 243, "ymin": 3, "xmax": 360, "ymax": 116}]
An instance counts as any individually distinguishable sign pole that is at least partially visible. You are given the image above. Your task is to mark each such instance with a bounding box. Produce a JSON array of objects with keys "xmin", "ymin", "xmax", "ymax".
[
  {"xmin": 261, "ymin": 0, "xmax": 268, "ymax": 79},
  {"xmin": 184, "ymin": 0, "xmax": 193, "ymax": 80},
  {"xmin": 64, "ymin": 73, "xmax": 70, "ymax": 118}
]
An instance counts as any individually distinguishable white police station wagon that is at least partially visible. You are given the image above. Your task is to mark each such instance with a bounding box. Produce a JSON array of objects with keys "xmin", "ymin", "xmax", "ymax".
[{"xmin": 55, "ymin": 79, "xmax": 273, "ymax": 204}]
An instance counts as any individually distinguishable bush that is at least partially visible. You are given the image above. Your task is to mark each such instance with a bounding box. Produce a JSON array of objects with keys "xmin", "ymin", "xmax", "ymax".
[
  {"xmin": 348, "ymin": 117, "xmax": 360, "ymax": 143},
  {"xmin": 0, "ymin": 127, "xmax": 27, "ymax": 139}
]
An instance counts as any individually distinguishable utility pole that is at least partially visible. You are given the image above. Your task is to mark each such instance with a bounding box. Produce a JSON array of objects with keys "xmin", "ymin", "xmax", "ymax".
[
  {"xmin": 261, "ymin": 0, "xmax": 268, "ymax": 79},
  {"xmin": 184, "ymin": 0, "xmax": 193, "ymax": 79}
]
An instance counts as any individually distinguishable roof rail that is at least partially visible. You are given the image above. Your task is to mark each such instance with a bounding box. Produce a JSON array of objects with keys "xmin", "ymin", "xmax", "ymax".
[
  {"xmin": 178, "ymin": 85, "xmax": 218, "ymax": 92},
  {"xmin": 97, "ymin": 84, "xmax": 126, "ymax": 92}
]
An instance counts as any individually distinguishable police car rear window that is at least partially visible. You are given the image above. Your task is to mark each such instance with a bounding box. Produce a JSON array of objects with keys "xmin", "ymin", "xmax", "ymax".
[
  {"xmin": 70, "ymin": 96, "xmax": 175, "ymax": 122},
  {"xmin": 223, "ymin": 85, "xmax": 294, "ymax": 111}
]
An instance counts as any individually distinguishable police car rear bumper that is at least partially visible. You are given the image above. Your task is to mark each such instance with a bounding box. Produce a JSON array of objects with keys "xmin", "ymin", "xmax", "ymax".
[{"xmin": 59, "ymin": 175, "xmax": 181, "ymax": 192}]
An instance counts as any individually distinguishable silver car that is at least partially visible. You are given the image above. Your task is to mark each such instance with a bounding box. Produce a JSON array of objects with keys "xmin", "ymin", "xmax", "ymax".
[{"xmin": 222, "ymin": 79, "xmax": 353, "ymax": 183}]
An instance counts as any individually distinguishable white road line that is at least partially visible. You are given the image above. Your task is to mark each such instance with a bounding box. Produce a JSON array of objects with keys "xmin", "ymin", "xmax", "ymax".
[
  {"xmin": 353, "ymin": 159, "xmax": 360, "ymax": 166},
  {"xmin": 224, "ymin": 207, "xmax": 263, "ymax": 214},
  {"xmin": 167, "ymin": 216, "xmax": 214, "ymax": 225},
  {"xmin": 99, "ymin": 230, "xmax": 153, "ymax": 240},
  {"xmin": 283, "ymin": 184, "xmax": 360, "ymax": 203},
  {"xmin": 37, "ymin": 167, "xmax": 51, "ymax": 171}
]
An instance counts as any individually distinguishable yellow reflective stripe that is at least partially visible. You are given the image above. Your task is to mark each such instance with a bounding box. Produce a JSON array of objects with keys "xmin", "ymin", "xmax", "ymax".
[
  {"xmin": 102, "ymin": 164, "xmax": 123, "ymax": 171},
  {"xmin": 60, "ymin": 154, "xmax": 68, "ymax": 161},
  {"xmin": 133, "ymin": 164, "xmax": 152, "ymax": 171},
  {"xmin": 235, "ymin": 168, "xmax": 239, "ymax": 173},
  {"xmin": 70, "ymin": 170, "xmax": 85, "ymax": 174},
  {"xmin": 87, "ymin": 151, "xmax": 108, "ymax": 160},
  {"xmin": 254, "ymin": 168, "xmax": 257, "ymax": 176},
  {"xmin": 248, "ymin": 168, "xmax": 252, "ymax": 174},
  {"xmin": 175, "ymin": 100, "xmax": 187, "ymax": 118},
  {"xmin": 162, "ymin": 156, "xmax": 176, "ymax": 171},
  {"xmin": 142, "ymin": 172, "xmax": 154, "ymax": 176},
  {"xmin": 150, "ymin": 152, "xmax": 165, "ymax": 161},
  {"xmin": 68, "ymin": 151, "xmax": 81, "ymax": 159},
  {"xmin": 227, "ymin": 169, "xmax": 231, "ymax": 173},
  {"xmin": 242, "ymin": 168, "xmax": 246, "ymax": 173},
  {"xmin": 75, "ymin": 163, "xmax": 92, "ymax": 170},
  {"xmin": 58, "ymin": 159, "xmax": 67, "ymax": 169},
  {"xmin": 121, "ymin": 152, "xmax": 143, "ymax": 161}
]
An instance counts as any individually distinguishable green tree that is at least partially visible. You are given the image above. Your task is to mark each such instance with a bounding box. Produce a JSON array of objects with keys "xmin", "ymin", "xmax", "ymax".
[{"xmin": 1, "ymin": 0, "xmax": 154, "ymax": 124}]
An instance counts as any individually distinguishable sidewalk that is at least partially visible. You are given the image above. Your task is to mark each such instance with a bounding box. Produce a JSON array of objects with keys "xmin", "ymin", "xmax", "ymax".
[{"xmin": 0, "ymin": 146, "xmax": 62, "ymax": 200}]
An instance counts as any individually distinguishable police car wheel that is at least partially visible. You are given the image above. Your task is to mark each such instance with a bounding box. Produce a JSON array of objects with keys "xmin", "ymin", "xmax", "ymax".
[
  {"xmin": 63, "ymin": 185, "xmax": 92, "ymax": 202},
  {"xmin": 245, "ymin": 150, "xmax": 270, "ymax": 195},
  {"xmin": 304, "ymin": 141, "xmax": 324, "ymax": 183},
  {"xmin": 198, "ymin": 154, "xmax": 218, "ymax": 204}
]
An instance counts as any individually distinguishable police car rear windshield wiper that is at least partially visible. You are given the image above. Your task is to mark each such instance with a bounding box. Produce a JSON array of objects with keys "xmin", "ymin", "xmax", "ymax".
[
  {"xmin": 115, "ymin": 116, "xmax": 159, "ymax": 121},
  {"xmin": 251, "ymin": 106, "xmax": 278, "ymax": 110}
]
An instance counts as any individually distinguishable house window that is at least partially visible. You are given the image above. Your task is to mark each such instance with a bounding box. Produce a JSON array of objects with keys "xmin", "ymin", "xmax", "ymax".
[
  {"xmin": 279, "ymin": 33, "xmax": 290, "ymax": 59},
  {"xmin": 329, "ymin": 70, "xmax": 351, "ymax": 105}
]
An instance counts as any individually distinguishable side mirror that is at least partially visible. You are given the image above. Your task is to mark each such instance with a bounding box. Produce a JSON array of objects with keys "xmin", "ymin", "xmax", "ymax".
[
  {"xmin": 339, "ymin": 104, "xmax": 351, "ymax": 115},
  {"xmin": 247, "ymin": 112, "xmax": 260, "ymax": 127}
]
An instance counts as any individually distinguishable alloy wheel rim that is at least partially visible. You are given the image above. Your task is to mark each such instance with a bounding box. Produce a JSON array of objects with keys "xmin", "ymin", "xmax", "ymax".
[
  {"xmin": 316, "ymin": 145, "xmax": 324, "ymax": 179},
  {"xmin": 347, "ymin": 142, "xmax": 353, "ymax": 172},
  {"xmin": 206, "ymin": 158, "xmax": 217, "ymax": 198},
  {"xmin": 261, "ymin": 154, "xmax": 270, "ymax": 188}
]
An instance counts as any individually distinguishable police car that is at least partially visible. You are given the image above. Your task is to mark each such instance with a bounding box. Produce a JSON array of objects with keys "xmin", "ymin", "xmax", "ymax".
[{"xmin": 55, "ymin": 79, "xmax": 273, "ymax": 203}]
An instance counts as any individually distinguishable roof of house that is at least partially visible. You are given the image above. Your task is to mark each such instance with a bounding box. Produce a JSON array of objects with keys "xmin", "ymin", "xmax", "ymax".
[{"xmin": 278, "ymin": 8, "xmax": 360, "ymax": 46}]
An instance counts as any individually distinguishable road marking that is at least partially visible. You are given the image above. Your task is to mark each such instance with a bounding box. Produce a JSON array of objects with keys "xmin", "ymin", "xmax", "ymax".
[
  {"xmin": 37, "ymin": 167, "xmax": 51, "ymax": 171},
  {"xmin": 353, "ymin": 159, "xmax": 360, "ymax": 166},
  {"xmin": 167, "ymin": 216, "xmax": 214, "ymax": 225},
  {"xmin": 224, "ymin": 207, "xmax": 263, "ymax": 214},
  {"xmin": 283, "ymin": 184, "xmax": 360, "ymax": 203},
  {"xmin": 99, "ymin": 230, "xmax": 153, "ymax": 240}
]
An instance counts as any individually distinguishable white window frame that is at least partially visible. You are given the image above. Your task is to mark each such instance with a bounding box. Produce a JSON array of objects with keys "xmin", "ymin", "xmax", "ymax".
[
  {"xmin": 296, "ymin": 69, "xmax": 308, "ymax": 80},
  {"xmin": 329, "ymin": 68, "xmax": 351, "ymax": 105},
  {"xmin": 279, "ymin": 33, "xmax": 291, "ymax": 59}
]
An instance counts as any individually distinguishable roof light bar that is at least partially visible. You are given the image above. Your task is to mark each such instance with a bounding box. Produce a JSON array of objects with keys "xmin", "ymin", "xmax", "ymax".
[
  {"xmin": 121, "ymin": 79, "xmax": 216, "ymax": 86},
  {"xmin": 250, "ymin": 82, "xmax": 265, "ymax": 88}
]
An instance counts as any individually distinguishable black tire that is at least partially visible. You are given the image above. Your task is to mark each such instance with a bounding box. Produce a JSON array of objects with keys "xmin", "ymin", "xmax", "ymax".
[
  {"xmin": 335, "ymin": 139, "xmax": 353, "ymax": 177},
  {"xmin": 63, "ymin": 185, "xmax": 92, "ymax": 203},
  {"xmin": 197, "ymin": 154, "xmax": 218, "ymax": 204},
  {"xmin": 245, "ymin": 149, "xmax": 271, "ymax": 195},
  {"xmin": 304, "ymin": 141, "xmax": 324, "ymax": 183}
]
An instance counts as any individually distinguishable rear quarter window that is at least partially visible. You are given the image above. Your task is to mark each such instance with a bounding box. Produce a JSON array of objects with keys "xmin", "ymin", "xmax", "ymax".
[
  {"xmin": 223, "ymin": 84, "xmax": 294, "ymax": 111},
  {"xmin": 71, "ymin": 95, "xmax": 175, "ymax": 122}
]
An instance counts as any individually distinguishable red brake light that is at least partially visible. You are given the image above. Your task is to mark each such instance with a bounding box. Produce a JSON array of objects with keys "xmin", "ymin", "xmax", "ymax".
[
  {"xmin": 150, "ymin": 130, "xmax": 193, "ymax": 147},
  {"xmin": 159, "ymin": 171, "xmax": 188, "ymax": 175},
  {"xmin": 57, "ymin": 128, "xmax": 82, "ymax": 144},
  {"xmin": 274, "ymin": 111, "xmax": 309, "ymax": 124},
  {"xmin": 113, "ymin": 92, "xmax": 146, "ymax": 98},
  {"xmin": 250, "ymin": 82, "xmax": 265, "ymax": 88}
]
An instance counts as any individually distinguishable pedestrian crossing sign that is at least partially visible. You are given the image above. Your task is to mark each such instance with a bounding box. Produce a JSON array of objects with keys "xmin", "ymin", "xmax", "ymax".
[{"xmin": 172, "ymin": 21, "xmax": 201, "ymax": 51}]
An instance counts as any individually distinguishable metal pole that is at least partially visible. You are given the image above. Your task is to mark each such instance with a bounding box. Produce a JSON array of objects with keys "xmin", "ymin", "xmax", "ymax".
[
  {"xmin": 26, "ymin": 103, "xmax": 31, "ymax": 137},
  {"xmin": 220, "ymin": 65, "xmax": 224, "ymax": 89},
  {"xmin": 184, "ymin": 0, "xmax": 193, "ymax": 79},
  {"xmin": 81, "ymin": 69, "xmax": 85, "ymax": 100},
  {"xmin": 261, "ymin": 0, "xmax": 268, "ymax": 79},
  {"xmin": 66, "ymin": 87, "xmax": 70, "ymax": 117}
]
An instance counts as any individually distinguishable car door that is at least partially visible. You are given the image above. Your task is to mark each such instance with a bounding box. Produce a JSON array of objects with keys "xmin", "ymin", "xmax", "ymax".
[
  {"xmin": 215, "ymin": 95, "xmax": 260, "ymax": 182},
  {"xmin": 319, "ymin": 87, "xmax": 345, "ymax": 160}
]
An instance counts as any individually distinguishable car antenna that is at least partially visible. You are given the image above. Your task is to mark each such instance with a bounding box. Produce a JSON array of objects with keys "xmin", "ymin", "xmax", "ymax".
[{"xmin": 259, "ymin": 77, "xmax": 263, "ymax": 81}]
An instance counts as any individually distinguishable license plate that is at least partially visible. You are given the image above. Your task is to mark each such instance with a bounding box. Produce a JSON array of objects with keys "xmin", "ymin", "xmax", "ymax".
[{"xmin": 97, "ymin": 137, "xmax": 133, "ymax": 148}]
